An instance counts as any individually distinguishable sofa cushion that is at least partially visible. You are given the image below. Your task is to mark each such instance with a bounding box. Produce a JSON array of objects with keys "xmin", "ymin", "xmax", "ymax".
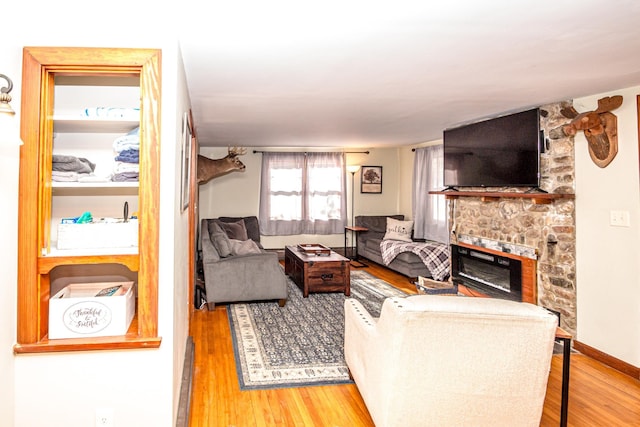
[
  {"xmin": 229, "ymin": 238, "xmax": 262, "ymax": 256},
  {"xmin": 356, "ymin": 214, "xmax": 404, "ymax": 234},
  {"xmin": 217, "ymin": 216, "xmax": 261, "ymax": 244},
  {"xmin": 365, "ymin": 238, "xmax": 384, "ymax": 253},
  {"xmin": 209, "ymin": 221, "xmax": 233, "ymax": 257},
  {"xmin": 383, "ymin": 217, "xmax": 414, "ymax": 242},
  {"xmin": 216, "ymin": 218, "xmax": 249, "ymax": 241}
]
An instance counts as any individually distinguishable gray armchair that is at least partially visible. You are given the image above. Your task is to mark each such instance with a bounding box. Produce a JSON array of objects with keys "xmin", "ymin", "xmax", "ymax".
[{"xmin": 200, "ymin": 216, "xmax": 288, "ymax": 309}]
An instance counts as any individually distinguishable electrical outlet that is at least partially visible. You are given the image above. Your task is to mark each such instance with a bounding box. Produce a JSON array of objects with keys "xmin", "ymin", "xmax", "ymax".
[
  {"xmin": 610, "ymin": 210, "xmax": 630, "ymax": 227},
  {"xmin": 95, "ymin": 408, "xmax": 114, "ymax": 427}
]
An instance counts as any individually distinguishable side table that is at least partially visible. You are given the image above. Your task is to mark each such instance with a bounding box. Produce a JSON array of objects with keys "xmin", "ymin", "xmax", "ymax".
[
  {"xmin": 555, "ymin": 326, "xmax": 572, "ymax": 427},
  {"xmin": 344, "ymin": 226, "xmax": 368, "ymax": 268}
]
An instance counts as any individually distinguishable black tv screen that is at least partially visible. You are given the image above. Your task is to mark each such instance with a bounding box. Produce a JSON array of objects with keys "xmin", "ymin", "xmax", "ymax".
[{"xmin": 443, "ymin": 108, "xmax": 541, "ymax": 187}]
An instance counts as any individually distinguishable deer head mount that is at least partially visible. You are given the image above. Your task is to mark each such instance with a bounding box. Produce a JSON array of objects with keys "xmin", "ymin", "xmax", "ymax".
[
  {"xmin": 197, "ymin": 147, "xmax": 247, "ymax": 185},
  {"xmin": 555, "ymin": 95, "xmax": 623, "ymax": 168}
]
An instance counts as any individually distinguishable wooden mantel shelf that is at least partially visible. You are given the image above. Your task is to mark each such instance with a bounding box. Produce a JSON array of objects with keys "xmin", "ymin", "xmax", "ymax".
[{"xmin": 429, "ymin": 190, "xmax": 575, "ymax": 205}]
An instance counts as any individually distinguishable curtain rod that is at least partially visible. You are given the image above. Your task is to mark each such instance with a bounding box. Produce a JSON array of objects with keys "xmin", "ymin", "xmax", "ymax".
[{"xmin": 252, "ymin": 150, "xmax": 370, "ymax": 154}]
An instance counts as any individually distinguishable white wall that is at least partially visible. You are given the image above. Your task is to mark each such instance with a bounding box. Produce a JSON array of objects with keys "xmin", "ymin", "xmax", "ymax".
[
  {"xmin": 0, "ymin": 119, "xmax": 20, "ymax": 427},
  {"xmin": 1, "ymin": 10, "xmax": 190, "ymax": 425},
  {"xmin": 171, "ymin": 45, "xmax": 194, "ymax": 421},
  {"xmin": 575, "ymin": 87, "xmax": 640, "ymax": 366},
  {"xmin": 198, "ymin": 147, "xmax": 404, "ymax": 249}
]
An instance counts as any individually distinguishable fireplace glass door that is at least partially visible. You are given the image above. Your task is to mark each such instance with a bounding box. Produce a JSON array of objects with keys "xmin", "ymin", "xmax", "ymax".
[{"xmin": 451, "ymin": 244, "xmax": 522, "ymax": 301}]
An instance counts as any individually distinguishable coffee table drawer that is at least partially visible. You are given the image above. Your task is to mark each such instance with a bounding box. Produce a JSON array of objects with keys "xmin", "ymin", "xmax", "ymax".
[{"xmin": 307, "ymin": 267, "xmax": 347, "ymax": 287}]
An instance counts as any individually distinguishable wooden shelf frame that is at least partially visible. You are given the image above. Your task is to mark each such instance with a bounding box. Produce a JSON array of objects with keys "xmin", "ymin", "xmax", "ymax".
[
  {"xmin": 16, "ymin": 47, "xmax": 162, "ymax": 353},
  {"xmin": 429, "ymin": 190, "xmax": 575, "ymax": 205}
]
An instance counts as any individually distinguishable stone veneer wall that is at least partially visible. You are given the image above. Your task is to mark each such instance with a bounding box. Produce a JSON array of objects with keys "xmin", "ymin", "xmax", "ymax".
[{"xmin": 449, "ymin": 101, "xmax": 577, "ymax": 335}]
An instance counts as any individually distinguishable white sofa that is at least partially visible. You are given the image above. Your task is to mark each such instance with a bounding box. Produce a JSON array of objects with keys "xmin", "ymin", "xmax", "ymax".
[{"xmin": 344, "ymin": 295, "xmax": 558, "ymax": 427}]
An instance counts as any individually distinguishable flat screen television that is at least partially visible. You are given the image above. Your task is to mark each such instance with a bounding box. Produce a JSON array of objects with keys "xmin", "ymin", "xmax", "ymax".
[{"xmin": 443, "ymin": 108, "xmax": 541, "ymax": 188}]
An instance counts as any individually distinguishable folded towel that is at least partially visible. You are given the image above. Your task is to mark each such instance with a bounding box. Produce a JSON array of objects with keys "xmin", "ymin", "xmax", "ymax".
[
  {"xmin": 113, "ymin": 161, "xmax": 139, "ymax": 174},
  {"xmin": 113, "ymin": 135, "xmax": 140, "ymax": 153},
  {"xmin": 112, "ymin": 171, "xmax": 139, "ymax": 182},
  {"xmin": 52, "ymin": 171, "xmax": 92, "ymax": 182},
  {"xmin": 78, "ymin": 174, "xmax": 112, "ymax": 183},
  {"xmin": 83, "ymin": 107, "xmax": 140, "ymax": 120},
  {"xmin": 115, "ymin": 148, "xmax": 139, "ymax": 164}
]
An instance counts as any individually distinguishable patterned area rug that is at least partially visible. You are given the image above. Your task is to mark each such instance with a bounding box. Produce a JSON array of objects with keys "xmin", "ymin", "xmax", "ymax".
[{"xmin": 227, "ymin": 270, "xmax": 407, "ymax": 390}]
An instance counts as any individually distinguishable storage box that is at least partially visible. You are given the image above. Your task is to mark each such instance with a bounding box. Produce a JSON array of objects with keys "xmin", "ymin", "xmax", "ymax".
[
  {"xmin": 415, "ymin": 276, "xmax": 458, "ymax": 295},
  {"xmin": 57, "ymin": 219, "xmax": 138, "ymax": 250},
  {"xmin": 49, "ymin": 281, "xmax": 135, "ymax": 339}
]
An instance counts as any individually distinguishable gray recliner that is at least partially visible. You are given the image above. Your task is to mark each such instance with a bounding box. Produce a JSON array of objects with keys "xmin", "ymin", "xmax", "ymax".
[{"xmin": 200, "ymin": 216, "xmax": 288, "ymax": 309}]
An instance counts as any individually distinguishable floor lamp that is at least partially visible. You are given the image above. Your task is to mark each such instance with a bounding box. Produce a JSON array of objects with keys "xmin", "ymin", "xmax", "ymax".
[
  {"xmin": 346, "ymin": 165, "xmax": 363, "ymax": 265},
  {"xmin": 347, "ymin": 165, "xmax": 360, "ymax": 227}
]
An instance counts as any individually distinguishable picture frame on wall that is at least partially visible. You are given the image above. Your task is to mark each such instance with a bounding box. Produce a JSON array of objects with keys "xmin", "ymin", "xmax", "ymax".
[
  {"xmin": 180, "ymin": 112, "xmax": 192, "ymax": 212},
  {"xmin": 361, "ymin": 166, "xmax": 382, "ymax": 193}
]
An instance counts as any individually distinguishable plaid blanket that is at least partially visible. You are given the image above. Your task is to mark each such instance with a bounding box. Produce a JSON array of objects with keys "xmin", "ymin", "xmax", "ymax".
[{"xmin": 380, "ymin": 240, "xmax": 450, "ymax": 281}]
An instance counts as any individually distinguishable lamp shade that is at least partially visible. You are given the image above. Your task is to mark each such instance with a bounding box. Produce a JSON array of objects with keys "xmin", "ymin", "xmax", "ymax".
[{"xmin": 347, "ymin": 165, "xmax": 361, "ymax": 174}]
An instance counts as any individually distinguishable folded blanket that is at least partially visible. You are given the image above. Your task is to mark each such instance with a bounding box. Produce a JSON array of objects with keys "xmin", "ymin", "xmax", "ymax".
[
  {"xmin": 380, "ymin": 240, "xmax": 450, "ymax": 281},
  {"xmin": 52, "ymin": 155, "xmax": 96, "ymax": 174}
]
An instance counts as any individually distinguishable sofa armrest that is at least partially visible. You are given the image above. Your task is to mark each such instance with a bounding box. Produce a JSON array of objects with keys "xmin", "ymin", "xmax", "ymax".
[
  {"xmin": 203, "ymin": 250, "xmax": 277, "ymax": 266},
  {"xmin": 344, "ymin": 299, "xmax": 379, "ymax": 376},
  {"xmin": 201, "ymin": 219, "xmax": 220, "ymax": 262}
]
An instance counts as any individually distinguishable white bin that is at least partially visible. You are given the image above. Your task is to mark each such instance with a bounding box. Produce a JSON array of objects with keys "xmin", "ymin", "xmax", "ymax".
[{"xmin": 49, "ymin": 281, "xmax": 135, "ymax": 339}]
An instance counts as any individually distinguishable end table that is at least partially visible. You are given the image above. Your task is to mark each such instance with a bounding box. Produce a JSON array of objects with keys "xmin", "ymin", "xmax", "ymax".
[{"xmin": 344, "ymin": 226, "xmax": 368, "ymax": 268}]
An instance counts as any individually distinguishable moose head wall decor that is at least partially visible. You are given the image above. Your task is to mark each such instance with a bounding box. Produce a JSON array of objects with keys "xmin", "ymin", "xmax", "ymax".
[
  {"xmin": 550, "ymin": 95, "xmax": 623, "ymax": 168},
  {"xmin": 197, "ymin": 146, "xmax": 247, "ymax": 185}
]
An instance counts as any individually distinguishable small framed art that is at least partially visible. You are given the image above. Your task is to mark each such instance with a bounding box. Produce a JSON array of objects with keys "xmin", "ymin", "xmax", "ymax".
[
  {"xmin": 180, "ymin": 112, "xmax": 193, "ymax": 211},
  {"xmin": 361, "ymin": 166, "xmax": 382, "ymax": 193}
]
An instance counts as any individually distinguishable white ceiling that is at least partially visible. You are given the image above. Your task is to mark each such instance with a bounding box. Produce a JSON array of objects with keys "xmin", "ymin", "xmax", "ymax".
[{"xmin": 178, "ymin": 1, "xmax": 640, "ymax": 148}]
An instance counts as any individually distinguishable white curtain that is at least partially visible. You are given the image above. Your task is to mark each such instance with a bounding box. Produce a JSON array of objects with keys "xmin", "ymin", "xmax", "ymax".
[
  {"xmin": 259, "ymin": 152, "xmax": 346, "ymax": 235},
  {"xmin": 412, "ymin": 145, "xmax": 448, "ymax": 243}
]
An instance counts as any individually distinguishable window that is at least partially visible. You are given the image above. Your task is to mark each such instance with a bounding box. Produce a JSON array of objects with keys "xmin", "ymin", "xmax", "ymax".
[
  {"xmin": 412, "ymin": 145, "xmax": 448, "ymax": 243},
  {"xmin": 259, "ymin": 152, "xmax": 346, "ymax": 235}
]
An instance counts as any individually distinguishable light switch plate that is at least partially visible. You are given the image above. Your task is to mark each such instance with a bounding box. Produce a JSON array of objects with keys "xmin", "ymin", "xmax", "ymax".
[
  {"xmin": 610, "ymin": 210, "xmax": 630, "ymax": 227},
  {"xmin": 95, "ymin": 408, "xmax": 114, "ymax": 427}
]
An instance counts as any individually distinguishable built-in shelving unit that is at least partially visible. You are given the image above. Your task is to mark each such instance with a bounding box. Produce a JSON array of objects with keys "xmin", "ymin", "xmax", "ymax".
[
  {"xmin": 15, "ymin": 47, "xmax": 162, "ymax": 354},
  {"xmin": 429, "ymin": 190, "xmax": 575, "ymax": 205}
]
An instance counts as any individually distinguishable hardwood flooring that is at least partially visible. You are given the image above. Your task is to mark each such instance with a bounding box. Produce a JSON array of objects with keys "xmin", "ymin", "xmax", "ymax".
[{"xmin": 189, "ymin": 261, "xmax": 640, "ymax": 426}]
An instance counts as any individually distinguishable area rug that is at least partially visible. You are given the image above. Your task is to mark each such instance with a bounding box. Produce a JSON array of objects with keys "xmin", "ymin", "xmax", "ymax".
[{"xmin": 227, "ymin": 270, "xmax": 408, "ymax": 390}]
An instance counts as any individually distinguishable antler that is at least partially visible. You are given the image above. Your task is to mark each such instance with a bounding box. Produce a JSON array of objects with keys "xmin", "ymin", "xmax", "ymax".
[
  {"xmin": 228, "ymin": 146, "xmax": 247, "ymax": 156},
  {"xmin": 560, "ymin": 106, "xmax": 579, "ymax": 119},
  {"xmin": 594, "ymin": 95, "xmax": 623, "ymax": 114}
]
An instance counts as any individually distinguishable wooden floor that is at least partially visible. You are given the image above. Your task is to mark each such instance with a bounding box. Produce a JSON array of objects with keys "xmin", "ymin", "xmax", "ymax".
[{"xmin": 189, "ymin": 261, "xmax": 640, "ymax": 426}]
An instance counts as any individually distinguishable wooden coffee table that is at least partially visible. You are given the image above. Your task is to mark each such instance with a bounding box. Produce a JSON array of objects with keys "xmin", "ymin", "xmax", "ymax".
[{"xmin": 284, "ymin": 245, "xmax": 351, "ymax": 297}]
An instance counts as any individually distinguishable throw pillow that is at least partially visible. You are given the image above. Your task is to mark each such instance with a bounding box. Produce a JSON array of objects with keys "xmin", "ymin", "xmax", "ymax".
[
  {"xmin": 383, "ymin": 217, "xmax": 414, "ymax": 242},
  {"xmin": 217, "ymin": 219, "xmax": 249, "ymax": 241},
  {"xmin": 229, "ymin": 238, "xmax": 262, "ymax": 256},
  {"xmin": 210, "ymin": 222, "xmax": 233, "ymax": 257}
]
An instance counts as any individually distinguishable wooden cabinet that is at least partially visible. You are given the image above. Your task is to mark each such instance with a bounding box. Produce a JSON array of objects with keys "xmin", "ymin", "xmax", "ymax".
[{"xmin": 15, "ymin": 47, "xmax": 162, "ymax": 353}]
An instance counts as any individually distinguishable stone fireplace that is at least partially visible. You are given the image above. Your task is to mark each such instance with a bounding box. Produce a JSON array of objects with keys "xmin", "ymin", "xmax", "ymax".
[{"xmin": 448, "ymin": 101, "xmax": 577, "ymax": 335}]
